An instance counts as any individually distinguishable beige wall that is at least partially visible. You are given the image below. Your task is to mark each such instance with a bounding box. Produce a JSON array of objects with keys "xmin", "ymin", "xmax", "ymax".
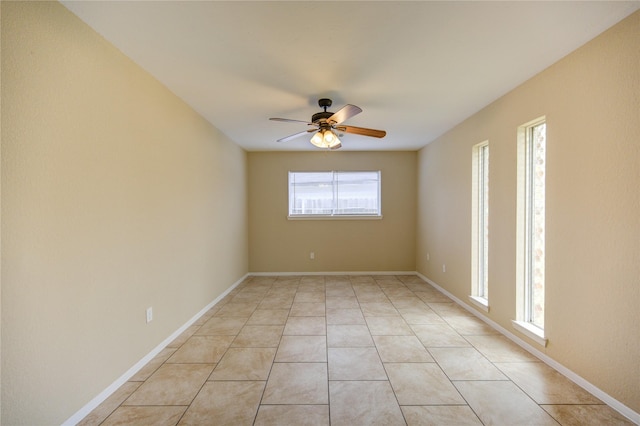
[
  {"xmin": 417, "ymin": 11, "xmax": 639, "ymax": 413},
  {"xmin": 249, "ymin": 151, "xmax": 416, "ymax": 272},
  {"xmin": 1, "ymin": 2, "xmax": 248, "ymax": 424}
]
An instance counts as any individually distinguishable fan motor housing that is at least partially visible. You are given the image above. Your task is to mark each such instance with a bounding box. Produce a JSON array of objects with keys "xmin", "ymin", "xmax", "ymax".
[{"xmin": 312, "ymin": 111, "xmax": 333, "ymax": 123}]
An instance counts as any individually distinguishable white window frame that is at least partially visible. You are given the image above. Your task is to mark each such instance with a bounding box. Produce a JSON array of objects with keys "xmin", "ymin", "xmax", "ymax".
[
  {"xmin": 470, "ymin": 141, "xmax": 490, "ymax": 312},
  {"xmin": 514, "ymin": 117, "xmax": 547, "ymax": 347},
  {"xmin": 288, "ymin": 171, "xmax": 382, "ymax": 220}
]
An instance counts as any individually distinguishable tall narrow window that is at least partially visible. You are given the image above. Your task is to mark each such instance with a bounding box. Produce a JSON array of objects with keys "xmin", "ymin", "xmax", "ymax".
[
  {"xmin": 471, "ymin": 141, "xmax": 489, "ymax": 310},
  {"xmin": 515, "ymin": 117, "xmax": 547, "ymax": 345},
  {"xmin": 525, "ymin": 121, "xmax": 546, "ymax": 328}
]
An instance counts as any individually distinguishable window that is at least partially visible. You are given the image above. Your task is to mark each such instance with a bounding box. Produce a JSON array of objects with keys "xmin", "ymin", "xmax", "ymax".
[
  {"xmin": 515, "ymin": 117, "xmax": 547, "ymax": 345},
  {"xmin": 470, "ymin": 142, "xmax": 489, "ymax": 310},
  {"xmin": 288, "ymin": 171, "xmax": 381, "ymax": 218}
]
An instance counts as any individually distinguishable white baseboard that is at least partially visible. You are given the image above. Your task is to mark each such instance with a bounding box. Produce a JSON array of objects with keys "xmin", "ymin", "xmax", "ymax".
[
  {"xmin": 63, "ymin": 273, "xmax": 249, "ymax": 426},
  {"xmin": 415, "ymin": 272, "xmax": 640, "ymax": 425},
  {"xmin": 249, "ymin": 271, "xmax": 417, "ymax": 276}
]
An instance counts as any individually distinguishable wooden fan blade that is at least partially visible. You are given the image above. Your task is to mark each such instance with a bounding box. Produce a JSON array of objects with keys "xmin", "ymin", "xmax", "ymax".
[
  {"xmin": 277, "ymin": 129, "xmax": 316, "ymax": 143},
  {"xmin": 336, "ymin": 125, "xmax": 386, "ymax": 138},
  {"xmin": 327, "ymin": 104, "xmax": 362, "ymax": 125},
  {"xmin": 270, "ymin": 117, "xmax": 313, "ymax": 125}
]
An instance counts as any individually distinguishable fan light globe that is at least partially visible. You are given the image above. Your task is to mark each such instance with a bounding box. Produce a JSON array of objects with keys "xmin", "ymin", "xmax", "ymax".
[
  {"xmin": 323, "ymin": 130, "xmax": 335, "ymax": 144},
  {"xmin": 329, "ymin": 134, "xmax": 341, "ymax": 149},
  {"xmin": 310, "ymin": 129, "xmax": 341, "ymax": 149},
  {"xmin": 310, "ymin": 131, "xmax": 324, "ymax": 147}
]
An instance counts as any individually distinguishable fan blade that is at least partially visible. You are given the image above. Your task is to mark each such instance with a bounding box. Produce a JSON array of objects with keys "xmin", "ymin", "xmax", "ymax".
[
  {"xmin": 336, "ymin": 125, "xmax": 386, "ymax": 138},
  {"xmin": 327, "ymin": 104, "xmax": 362, "ymax": 125},
  {"xmin": 270, "ymin": 117, "xmax": 313, "ymax": 125},
  {"xmin": 277, "ymin": 129, "xmax": 316, "ymax": 143}
]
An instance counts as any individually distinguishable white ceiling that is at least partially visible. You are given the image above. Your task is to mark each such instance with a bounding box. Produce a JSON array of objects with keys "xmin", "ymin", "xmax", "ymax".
[{"xmin": 61, "ymin": 1, "xmax": 639, "ymax": 152}]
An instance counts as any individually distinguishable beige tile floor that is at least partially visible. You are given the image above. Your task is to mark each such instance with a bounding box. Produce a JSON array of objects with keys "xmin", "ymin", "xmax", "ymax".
[{"xmin": 79, "ymin": 275, "xmax": 633, "ymax": 426}]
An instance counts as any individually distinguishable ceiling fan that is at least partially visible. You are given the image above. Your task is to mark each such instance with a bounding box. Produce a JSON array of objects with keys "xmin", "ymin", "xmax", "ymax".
[{"xmin": 269, "ymin": 98, "xmax": 386, "ymax": 150}]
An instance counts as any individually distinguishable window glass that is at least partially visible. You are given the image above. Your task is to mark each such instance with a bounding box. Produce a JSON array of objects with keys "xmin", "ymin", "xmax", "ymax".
[
  {"xmin": 526, "ymin": 122, "xmax": 546, "ymax": 329},
  {"xmin": 289, "ymin": 171, "xmax": 381, "ymax": 217}
]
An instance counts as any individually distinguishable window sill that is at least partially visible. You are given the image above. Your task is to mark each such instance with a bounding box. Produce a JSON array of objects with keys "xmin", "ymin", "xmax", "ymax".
[
  {"xmin": 288, "ymin": 215, "xmax": 383, "ymax": 221},
  {"xmin": 468, "ymin": 296, "xmax": 489, "ymax": 312},
  {"xmin": 512, "ymin": 320, "xmax": 548, "ymax": 347}
]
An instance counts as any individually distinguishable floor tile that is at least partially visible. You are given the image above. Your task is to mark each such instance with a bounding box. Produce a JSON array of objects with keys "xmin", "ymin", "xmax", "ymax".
[
  {"xmin": 373, "ymin": 335, "xmax": 434, "ymax": 362},
  {"xmin": 251, "ymin": 276, "xmax": 277, "ymax": 285},
  {"xmin": 454, "ymin": 380, "xmax": 558, "ymax": 425},
  {"xmin": 328, "ymin": 347, "xmax": 386, "ymax": 380},
  {"xmin": 365, "ymin": 316, "xmax": 413, "ymax": 335},
  {"xmin": 273, "ymin": 275, "xmax": 302, "ymax": 285},
  {"xmin": 231, "ymin": 292, "xmax": 265, "ymax": 303},
  {"xmin": 541, "ymin": 404, "xmax": 635, "ymax": 425},
  {"xmin": 294, "ymin": 291, "xmax": 326, "ymax": 303},
  {"xmin": 101, "ymin": 406, "xmax": 187, "ymax": 426},
  {"xmin": 401, "ymin": 405, "xmax": 483, "ymax": 426},
  {"xmin": 464, "ymin": 334, "xmax": 539, "ymax": 362},
  {"xmin": 443, "ymin": 314, "xmax": 498, "ymax": 335},
  {"xmin": 209, "ymin": 348, "xmax": 276, "ymax": 380},
  {"xmin": 192, "ymin": 312, "xmax": 214, "ymax": 327},
  {"xmin": 360, "ymin": 302, "xmax": 399, "ymax": 316},
  {"xmin": 77, "ymin": 382, "xmax": 142, "ymax": 426},
  {"xmin": 388, "ymin": 296, "xmax": 429, "ymax": 309},
  {"xmin": 231, "ymin": 325, "xmax": 284, "ymax": 348},
  {"xmin": 275, "ymin": 335, "xmax": 327, "ymax": 362},
  {"xmin": 415, "ymin": 291, "xmax": 451, "ymax": 303},
  {"xmin": 167, "ymin": 325, "xmax": 200, "ymax": 348},
  {"xmin": 167, "ymin": 335, "xmax": 234, "ymax": 363},
  {"xmin": 374, "ymin": 276, "xmax": 402, "ymax": 284},
  {"xmin": 290, "ymin": 302, "xmax": 326, "ymax": 316},
  {"xmin": 398, "ymin": 307, "xmax": 447, "ymax": 325},
  {"xmin": 355, "ymin": 292, "xmax": 390, "ymax": 303},
  {"xmin": 411, "ymin": 324, "xmax": 471, "ymax": 347},
  {"xmin": 427, "ymin": 303, "xmax": 473, "ymax": 317},
  {"xmin": 124, "ymin": 364, "xmax": 214, "ymax": 406},
  {"xmin": 495, "ymin": 362, "xmax": 602, "ymax": 404},
  {"xmin": 329, "ymin": 381, "xmax": 405, "ymax": 426},
  {"xmin": 325, "ymin": 296, "xmax": 359, "ymax": 309},
  {"xmin": 214, "ymin": 302, "xmax": 259, "ymax": 317},
  {"xmin": 326, "ymin": 308, "xmax": 366, "ymax": 325},
  {"xmin": 385, "ymin": 363, "xmax": 465, "ymax": 405},
  {"xmin": 428, "ymin": 347, "xmax": 507, "ymax": 380},
  {"xmin": 326, "ymin": 287, "xmax": 355, "ymax": 297},
  {"xmin": 283, "ymin": 316, "xmax": 326, "ymax": 335},
  {"xmin": 195, "ymin": 317, "xmax": 247, "ymax": 335},
  {"xmin": 403, "ymin": 280, "xmax": 431, "ymax": 289},
  {"xmin": 267, "ymin": 282, "xmax": 296, "ymax": 291},
  {"xmin": 246, "ymin": 309, "xmax": 290, "ymax": 325},
  {"xmin": 349, "ymin": 275, "xmax": 376, "ymax": 284},
  {"xmin": 300, "ymin": 275, "xmax": 325, "ymax": 285},
  {"xmin": 258, "ymin": 295, "xmax": 294, "ymax": 309},
  {"xmin": 254, "ymin": 405, "xmax": 329, "ymax": 426},
  {"xmin": 262, "ymin": 363, "xmax": 328, "ymax": 404},
  {"xmin": 327, "ymin": 275, "xmax": 352, "ymax": 284},
  {"xmin": 178, "ymin": 381, "xmax": 264, "ymax": 425},
  {"xmin": 383, "ymin": 288, "xmax": 415, "ymax": 298},
  {"xmin": 397, "ymin": 275, "xmax": 425, "ymax": 285},
  {"xmin": 129, "ymin": 348, "xmax": 176, "ymax": 381},
  {"xmin": 327, "ymin": 325, "xmax": 374, "ymax": 347}
]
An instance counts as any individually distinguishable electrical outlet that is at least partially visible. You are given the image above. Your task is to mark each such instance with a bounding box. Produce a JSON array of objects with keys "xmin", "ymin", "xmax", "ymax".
[
  {"xmin": 310, "ymin": 252, "xmax": 315, "ymax": 260},
  {"xmin": 442, "ymin": 264, "xmax": 446, "ymax": 273},
  {"xmin": 146, "ymin": 307, "xmax": 153, "ymax": 323}
]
